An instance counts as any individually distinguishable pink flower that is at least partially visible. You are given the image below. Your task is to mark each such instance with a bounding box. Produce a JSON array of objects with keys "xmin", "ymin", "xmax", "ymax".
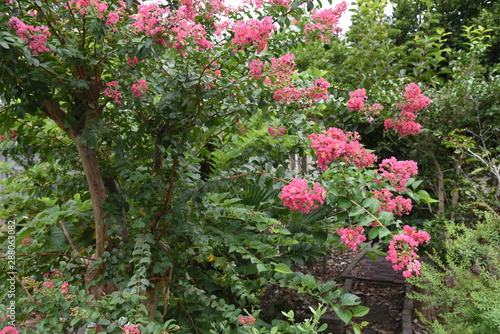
[
  {"xmin": 376, "ymin": 157, "xmax": 418, "ymax": 191},
  {"xmin": 0, "ymin": 326, "xmax": 20, "ymax": 334},
  {"xmin": 305, "ymin": 77, "xmax": 330, "ymax": 101},
  {"xmin": 308, "ymin": 128, "xmax": 376, "ymax": 170},
  {"xmin": 372, "ymin": 188, "xmax": 412, "ymax": 216},
  {"xmin": 269, "ymin": 0, "xmax": 290, "ymax": 8},
  {"xmin": 131, "ymin": 80, "xmax": 148, "ymax": 98},
  {"xmin": 273, "ymin": 87, "xmax": 304, "ymax": 103},
  {"xmin": 238, "ymin": 315, "xmax": 256, "ymax": 326},
  {"xmin": 386, "ymin": 83, "xmax": 429, "ymax": 136},
  {"xmin": 338, "ymin": 226, "xmax": 366, "ymax": 251},
  {"xmin": 386, "ymin": 225, "xmax": 430, "ymax": 277},
  {"xmin": 268, "ymin": 126, "xmax": 286, "ymax": 137},
  {"xmin": 9, "ymin": 17, "xmax": 51, "ymax": 54},
  {"xmin": 127, "ymin": 56, "xmax": 139, "ymax": 67},
  {"xmin": 122, "ymin": 325, "xmax": 140, "ymax": 334},
  {"xmin": 103, "ymin": 81, "xmax": 122, "ymax": 104},
  {"xmin": 249, "ymin": 59, "xmax": 264, "ymax": 78},
  {"xmin": 43, "ymin": 269, "xmax": 61, "ymax": 277},
  {"xmin": 277, "ymin": 126, "xmax": 286, "ymax": 136},
  {"xmin": 398, "ymin": 83, "xmax": 430, "ymax": 114},
  {"xmin": 231, "ymin": 17, "xmax": 276, "ymax": 52},
  {"xmin": 304, "ymin": 2, "xmax": 347, "ymax": 42},
  {"xmin": 347, "ymin": 88, "xmax": 367, "ymax": 112},
  {"xmin": 130, "ymin": 3, "xmax": 170, "ymax": 37},
  {"xmin": 106, "ymin": 12, "xmax": 120, "ymax": 27},
  {"xmin": 67, "ymin": 0, "xmax": 108, "ymax": 17},
  {"xmin": 61, "ymin": 281, "xmax": 70, "ymax": 294},
  {"xmin": 384, "ymin": 116, "xmax": 422, "ymax": 136},
  {"xmin": 368, "ymin": 103, "xmax": 383, "ymax": 114},
  {"xmin": 42, "ymin": 281, "xmax": 55, "ymax": 288},
  {"xmin": 280, "ymin": 178, "xmax": 326, "ymax": 214},
  {"xmin": 21, "ymin": 238, "xmax": 31, "ymax": 246}
]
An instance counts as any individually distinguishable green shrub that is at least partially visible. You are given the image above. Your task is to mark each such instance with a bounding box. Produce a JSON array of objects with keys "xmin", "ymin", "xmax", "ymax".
[{"xmin": 408, "ymin": 207, "xmax": 500, "ymax": 333}]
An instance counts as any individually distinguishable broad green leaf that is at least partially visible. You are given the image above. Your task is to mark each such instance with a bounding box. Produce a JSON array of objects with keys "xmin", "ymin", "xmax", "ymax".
[
  {"xmin": 352, "ymin": 305, "xmax": 370, "ymax": 317},
  {"xmin": 334, "ymin": 308, "xmax": 352, "ymax": 324},
  {"xmin": 341, "ymin": 293, "xmax": 361, "ymax": 305},
  {"xmin": 273, "ymin": 263, "xmax": 292, "ymax": 273}
]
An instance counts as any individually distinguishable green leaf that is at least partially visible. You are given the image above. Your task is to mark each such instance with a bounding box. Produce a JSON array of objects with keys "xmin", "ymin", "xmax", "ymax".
[
  {"xmin": 256, "ymin": 263, "xmax": 267, "ymax": 273},
  {"xmin": 417, "ymin": 190, "xmax": 439, "ymax": 203},
  {"xmin": 378, "ymin": 228, "xmax": 391, "ymax": 238},
  {"xmin": 271, "ymin": 225, "xmax": 291, "ymax": 235},
  {"xmin": 220, "ymin": 198, "xmax": 242, "ymax": 206},
  {"xmin": 349, "ymin": 205, "xmax": 365, "ymax": 217},
  {"xmin": 47, "ymin": 227, "xmax": 67, "ymax": 248},
  {"xmin": 358, "ymin": 214, "xmax": 376, "ymax": 226},
  {"xmin": 307, "ymin": 0, "xmax": 314, "ymax": 11},
  {"xmin": 368, "ymin": 226, "xmax": 381, "ymax": 240},
  {"xmin": 352, "ymin": 305, "xmax": 370, "ymax": 317},
  {"xmin": 338, "ymin": 197, "xmax": 352, "ymax": 209},
  {"xmin": 378, "ymin": 211, "xmax": 394, "ymax": 225},
  {"xmin": 273, "ymin": 263, "xmax": 292, "ymax": 273},
  {"xmin": 363, "ymin": 197, "xmax": 380, "ymax": 212},
  {"xmin": 341, "ymin": 293, "xmax": 361, "ymax": 305},
  {"xmin": 334, "ymin": 308, "xmax": 352, "ymax": 324}
]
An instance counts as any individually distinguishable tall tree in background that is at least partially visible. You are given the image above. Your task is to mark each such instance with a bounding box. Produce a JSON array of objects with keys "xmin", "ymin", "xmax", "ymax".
[{"xmin": 391, "ymin": 0, "xmax": 500, "ymax": 65}]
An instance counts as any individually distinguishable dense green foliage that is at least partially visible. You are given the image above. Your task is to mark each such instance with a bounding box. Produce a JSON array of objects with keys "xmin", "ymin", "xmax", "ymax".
[{"xmin": 408, "ymin": 208, "xmax": 500, "ymax": 333}]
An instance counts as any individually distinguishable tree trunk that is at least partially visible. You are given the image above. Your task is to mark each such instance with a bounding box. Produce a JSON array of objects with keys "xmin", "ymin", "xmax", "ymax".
[{"xmin": 75, "ymin": 138, "xmax": 108, "ymax": 260}]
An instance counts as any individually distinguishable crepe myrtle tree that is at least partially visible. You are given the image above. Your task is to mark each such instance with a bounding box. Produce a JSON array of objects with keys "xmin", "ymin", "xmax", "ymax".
[{"xmin": 0, "ymin": 0, "xmax": 433, "ymax": 333}]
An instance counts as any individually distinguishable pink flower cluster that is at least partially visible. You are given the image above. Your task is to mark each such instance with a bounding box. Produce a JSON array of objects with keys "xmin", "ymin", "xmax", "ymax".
[
  {"xmin": 238, "ymin": 315, "xmax": 256, "ymax": 326},
  {"xmin": 249, "ymin": 55, "xmax": 330, "ymax": 103},
  {"xmin": 130, "ymin": 3, "xmax": 170, "ymax": 37},
  {"xmin": 347, "ymin": 89, "xmax": 383, "ymax": 121},
  {"xmin": 171, "ymin": 21, "xmax": 212, "ymax": 50},
  {"xmin": 269, "ymin": 0, "xmax": 291, "ymax": 9},
  {"xmin": 130, "ymin": 3, "xmax": 213, "ymax": 50},
  {"xmin": 385, "ymin": 83, "xmax": 430, "ymax": 136},
  {"xmin": 398, "ymin": 82, "xmax": 431, "ymax": 114},
  {"xmin": 251, "ymin": 54, "xmax": 297, "ymax": 86},
  {"xmin": 103, "ymin": 81, "xmax": 122, "ymax": 104},
  {"xmin": 268, "ymin": 126, "xmax": 286, "ymax": 137},
  {"xmin": 273, "ymin": 87, "xmax": 304, "ymax": 103},
  {"xmin": 280, "ymin": 178, "xmax": 326, "ymax": 214},
  {"xmin": 41, "ymin": 279, "xmax": 70, "ymax": 294},
  {"xmin": 305, "ymin": 77, "xmax": 330, "ymax": 101},
  {"xmin": 67, "ymin": 0, "xmax": 110, "ymax": 17},
  {"xmin": 304, "ymin": 2, "xmax": 347, "ymax": 42},
  {"xmin": 386, "ymin": 225, "xmax": 430, "ymax": 277},
  {"xmin": 267, "ymin": 53, "xmax": 296, "ymax": 86},
  {"xmin": 131, "ymin": 80, "xmax": 148, "ymax": 98},
  {"xmin": 0, "ymin": 130, "xmax": 18, "ymax": 142},
  {"xmin": 243, "ymin": 0, "xmax": 264, "ymax": 10},
  {"xmin": 127, "ymin": 56, "xmax": 139, "ymax": 67},
  {"xmin": 43, "ymin": 269, "xmax": 62, "ymax": 277},
  {"xmin": 347, "ymin": 88, "xmax": 366, "ymax": 112},
  {"xmin": 376, "ymin": 157, "xmax": 418, "ymax": 191},
  {"xmin": 9, "ymin": 17, "xmax": 51, "ymax": 54},
  {"xmin": 338, "ymin": 226, "xmax": 366, "ymax": 251},
  {"xmin": 372, "ymin": 188, "xmax": 412, "ymax": 216},
  {"xmin": 308, "ymin": 128, "xmax": 377, "ymax": 170},
  {"xmin": 0, "ymin": 327, "xmax": 19, "ymax": 334},
  {"xmin": 232, "ymin": 17, "xmax": 276, "ymax": 52},
  {"xmin": 384, "ymin": 115, "xmax": 421, "ymax": 136},
  {"xmin": 21, "ymin": 238, "xmax": 31, "ymax": 245},
  {"xmin": 122, "ymin": 325, "xmax": 140, "ymax": 334}
]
